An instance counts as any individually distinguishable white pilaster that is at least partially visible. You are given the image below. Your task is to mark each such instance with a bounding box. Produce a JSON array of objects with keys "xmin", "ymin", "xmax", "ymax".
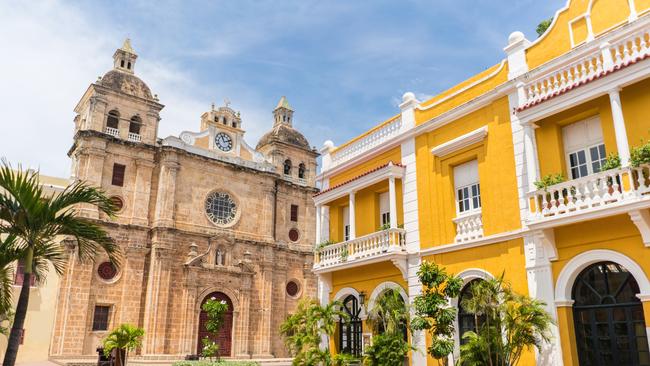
[
  {"xmin": 628, "ymin": 0, "xmax": 638, "ymax": 22},
  {"xmin": 504, "ymin": 31, "xmax": 531, "ymax": 80},
  {"xmin": 316, "ymin": 204, "xmax": 322, "ymax": 244},
  {"xmin": 349, "ymin": 192, "xmax": 356, "ymax": 240},
  {"xmin": 523, "ymin": 123, "xmax": 541, "ymax": 191},
  {"xmin": 317, "ymin": 273, "xmax": 332, "ymax": 349},
  {"xmin": 524, "ymin": 231, "xmax": 563, "ymax": 365},
  {"xmin": 389, "ymin": 176, "xmax": 398, "ymax": 229},
  {"xmin": 608, "ymin": 89, "xmax": 631, "ymax": 166}
]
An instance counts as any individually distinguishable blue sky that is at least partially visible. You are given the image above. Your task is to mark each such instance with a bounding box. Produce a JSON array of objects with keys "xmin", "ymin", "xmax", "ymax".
[{"xmin": 0, "ymin": 0, "xmax": 565, "ymax": 177}]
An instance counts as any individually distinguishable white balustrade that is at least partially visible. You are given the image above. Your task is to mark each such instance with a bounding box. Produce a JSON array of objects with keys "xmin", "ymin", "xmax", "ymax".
[
  {"xmin": 105, "ymin": 126, "xmax": 119, "ymax": 137},
  {"xmin": 453, "ymin": 211, "xmax": 484, "ymax": 243},
  {"xmin": 314, "ymin": 228, "xmax": 406, "ymax": 269},
  {"xmin": 519, "ymin": 29, "xmax": 650, "ymax": 107},
  {"xmin": 330, "ymin": 117, "xmax": 402, "ymax": 169},
  {"xmin": 527, "ymin": 164, "xmax": 650, "ymax": 222},
  {"xmin": 128, "ymin": 132, "xmax": 142, "ymax": 142}
]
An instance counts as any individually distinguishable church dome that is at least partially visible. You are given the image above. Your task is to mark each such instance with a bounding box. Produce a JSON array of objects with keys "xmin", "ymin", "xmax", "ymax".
[
  {"xmin": 99, "ymin": 69, "xmax": 153, "ymax": 100},
  {"xmin": 256, "ymin": 124, "xmax": 311, "ymax": 150}
]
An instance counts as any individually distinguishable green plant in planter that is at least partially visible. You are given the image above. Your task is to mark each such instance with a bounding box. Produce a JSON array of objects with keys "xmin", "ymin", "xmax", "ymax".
[
  {"xmin": 340, "ymin": 247, "xmax": 349, "ymax": 261},
  {"xmin": 600, "ymin": 153, "xmax": 622, "ymax": 171},
  {"xmin": 631, "ymin": 140, "xmax": 650, "ymax": 167},
  {"xmin": 315, "ymin": 240, "xmax": 335, "ymax": 252},
  {"xmin": 534, "ymin": 173, "xmax": 565, "ymax": 191}
]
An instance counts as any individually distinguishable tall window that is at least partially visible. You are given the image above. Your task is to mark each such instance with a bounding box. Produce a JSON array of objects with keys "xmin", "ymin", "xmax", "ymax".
[
  {"xmin": 129, "ymin": 116, "xmax": 141, "ymax": 135},
  {"xmin": 283, "ymin": 159, "xmax": 292, "ymax": 175},
  {"xmin": 290, "ymin": 204, "xmax": 299, "ymax": 222},
  {"xmin": 106, "ymin": 110, "xmax": 119, "ymax": 129},
  {"xmin": 454, "ymin": 160, "xmax": 481, "ymax": 214},
  {"xmin": 339, "ymin": 295, "xmax": 362, "ymax": 356},
  {"xmin": 92, "ymin": 305, "xmax": 110, "ymax": 331},
  {"xmin": 458, "ymin": 279, "xmax": 486, "ymax": 345},
  {"xmin": 343, "ymin": 206, "xmax": 350, "ymax": 241},
  {"xmin": 298, "ymin": 163, "xmax": 306, "ymax": 179},
  {"xmin": 379, "ymin": 192, "xmax": 390, "ymax": 226},
  {"xmin": 573, "ymin": 262, "xmax": 649, "ymax": 365},
  {"xmin": 14, "ymin": 261, "xmax": 36, "ymax": 287},
  {"xmin": 563, "ymin": 116, "xmax": 607, "ymax": 179},
  {"xmin": 111, "ymin": 163, "xmax": 126, "ymax": 187}
]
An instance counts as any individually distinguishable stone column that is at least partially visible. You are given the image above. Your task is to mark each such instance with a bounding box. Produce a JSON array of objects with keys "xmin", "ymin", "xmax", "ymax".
[
  {"xmin": 78, "ymin": 147, "xmax": 106, "ymax": 219},
  {"xmin": 142, "ymin": 243, "xmax": 173, "ymax": 354},
  {"xmin": 388, "ymin": 175, "xmax": 398, "ymax": 229},
  {"xmin": 153, "ymin": 154, "xmax": 180, "ymax": 227},
  {"xmin": 608, "ymin": 89, "xmax": 631, "ymax": 166},
  {"xmin": 130, "ymin": 159, "xmax": 155, "ymax": 226},
  {"xmin": 524, "ymin": 231, "xmax": 564, "ymax": 365},
  {"xmin": 236, "ymin": 273, "xmax": 253, "ymax": 358},
  {"xmin": 348, "ymin": 192, "xmax": 356, "ymax": 240},
  {"xmin": 254, "ymin": 263, "xmax": 274, "ymax": 358}
]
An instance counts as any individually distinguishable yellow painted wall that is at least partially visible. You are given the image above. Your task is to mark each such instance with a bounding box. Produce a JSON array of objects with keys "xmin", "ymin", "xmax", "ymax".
[
  {"xmin": 329, "ymin": 261, "xmax": 408, "ymax": 353},
  {"xmin": 621, "ymin": 78, "xmax": 650, "ymax": 145},
  {"xmin": 415, "ymin": 97, "xmax": 520, "ymax": 247},
  {"xmin": 551, "ymin": 214, "xmax": 650, "ymax": 365},
  {"xmin": 424, "ymin": 238, "xmax": 533, "ymax": 366},
  {"xmin": 591, "ymin": 0, "xmax": 630, "ymax": 36},
  {"xmin": 328, "ymin": 179, "xmax": 404, "ymax": 242},
  {"xmin": 329, "ymin": 147, "xmax": 401, "ymax": 187}
]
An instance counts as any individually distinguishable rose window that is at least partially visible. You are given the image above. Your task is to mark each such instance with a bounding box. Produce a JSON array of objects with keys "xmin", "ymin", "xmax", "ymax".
[{"xmin": 205, "ymin": 191, "xmax": 237, "ymax": 226}]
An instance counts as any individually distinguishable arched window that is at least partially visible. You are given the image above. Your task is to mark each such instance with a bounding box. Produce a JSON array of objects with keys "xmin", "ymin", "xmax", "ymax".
[
  {"xmin": 106, "ymin": 110, "xmax": 120, "ymax": 129},
  {"xmin": 372, "ymin": 289, "xmax": 408, "ymax": 341},
  {"xmin": 129, "ymin": 116, "xmax": 141, "ymax": 135},
  {"xmin": 339, "ymin": 295, "xmax": 362, "ymax": 356},
  {"xmin": 572, "ymin": 261, "xmax": 649, "ymax": 365},
  {"xmin": 232, "ymin": 120, "xmax": 237, "ymax": 128},
  {"xmin": 127, "ymin": 61, "xmax": 131, "ymax": 70},
  {"xmin": 298, "ymin": 163, "xmax": 306, "ymax": 179},
  {"xmin": 283, "ymin": 159, "xmax": 292, "ymax": 176},
  {"xmin": 458, "ymin": 279, "xmax": 486, "ymax": 345}
]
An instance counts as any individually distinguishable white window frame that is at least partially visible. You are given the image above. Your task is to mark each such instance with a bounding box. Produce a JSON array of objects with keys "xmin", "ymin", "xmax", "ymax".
[
  {"xmin": 563, "ymin": 117, "xmax": 607, "ymax": 180},
  {"xmin": 379, "ymin": 192, "xmax": 390, "ymax": 227},
  {"xmin": 453, "ymin": 160, "xmax": 481, "ymax": 216},
  {"xmin": 343, "ymin": 206, "xmax": 350, "ymax": 241}
]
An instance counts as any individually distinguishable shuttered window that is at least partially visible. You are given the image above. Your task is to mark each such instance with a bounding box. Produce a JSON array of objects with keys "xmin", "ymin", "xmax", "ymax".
[
  {"xmin": 290, "ymin": 204, "xmax": 299, "ymax": 222},
  {"xmin": 454, "ymin": 160, "xmax": 481, "ymax": 214},
  {"xmin": 111, "ymin": 163, "xmax": 125, "ymax": 187},
  {"xmin": 562, "ymin": 117, "xmax": 606, "ymax": 179},
  {"xmin": 92, "ymin": 305, "xmax": 110, "ymax": 331},
  {"xmin": 379, "ymin": 192, "xmax": 390, "ymax": 226}
]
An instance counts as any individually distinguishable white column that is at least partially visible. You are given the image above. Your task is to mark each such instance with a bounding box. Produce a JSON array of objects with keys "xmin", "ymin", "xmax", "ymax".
[
  {"xmin": 388, "ymin": 176, "xmax": 398, "ymax": 229},
  {"xmin": 317, "ymin": 273, "xmax": 332, "ymax": 349},
  {"xmin": 315, "ymin": 204, "xmax": 322, "ymax": 244},
  {"xmin": 349, "ymin": 192, "xmax": 356, "ymax": 240},
  {"xmin": 609, "ymin": 89, "xmax": 631, "ymax": 166},
  {"xmin": 629, "ymin": 0, "xmax": 638, "ymax": 21},
  {"xmin": 523, "ymin": 123, "xmax": 540, "ymax": 191}
]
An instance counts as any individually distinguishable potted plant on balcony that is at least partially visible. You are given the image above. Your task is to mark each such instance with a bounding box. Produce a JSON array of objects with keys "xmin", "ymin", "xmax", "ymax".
[{"xmin": 631, "ymin": 140, "xmax": 650, "ymax": 167}]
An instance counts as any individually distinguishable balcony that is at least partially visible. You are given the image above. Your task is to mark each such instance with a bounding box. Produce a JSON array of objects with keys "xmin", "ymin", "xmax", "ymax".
[
  {"xmin": 127, "ymin": 132, "xmax": 142, "ymax": 142},
  {"xmin": 105, "ymin": 126, "xmax": 119, "ymax": 137},
  {"xmin": 313, "ymin": 228, "xmax": 407, "ymax": 272},
  {"xmin": 453, "ymin": 211, "xmax": 484, "ymax": 243},
  {"xmin": 526, "ymin": 164, "xmax": 650, "ymax": 228}
]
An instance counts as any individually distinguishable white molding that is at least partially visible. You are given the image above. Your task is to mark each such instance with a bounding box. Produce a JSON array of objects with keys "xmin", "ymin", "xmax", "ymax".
[
  {"xmin": 555, "ymin": 300, "xmax": 575, "ymax": 307},
  {"xmin": 313, "ymin": 163, "xmax": 405, "ymax": 205},
  {"xmin": 314, "ymin": 251, "xmax": 409, "ymax": 275},
  {"xmin": 555, "ymin": 249, "xmax": 650, "ymax": 303},
  {"xmin": 629, "ymin": 209, "xmax": 650, "ymax": 246},
  {"xmin": 430, "ymin": 126, "xmax": 488, "ymax": 157},
  {"xmin": 333, "ymin": 287, "xmax": 361, "ymax": 301},
  {"xmin": 367, "ymin": 281, "xmax": 408, "ymax": 313},
  {"xmin": 419, "ymin": 229, "xmax": 525, "ymax": 256},
  {"xmin": 637, "ymin": 294, "xmax": 650, "ymax": 302}
]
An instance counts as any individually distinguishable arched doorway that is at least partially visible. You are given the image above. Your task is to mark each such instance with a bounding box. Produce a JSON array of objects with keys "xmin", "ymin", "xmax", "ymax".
[
  {"xmin": 572, "ymin": 261, "xmax": 650, "ymax": 365},
  {"xmin": 197, "ymin": 292, "xmax": 234, "ymax": 356},
  {"xmin": 457, "ymin": 279, "xmax": 486, "ymax": 346},
  {"xmin": 339, "ymin": 295, "xmax": 362, "ymax": 356}
]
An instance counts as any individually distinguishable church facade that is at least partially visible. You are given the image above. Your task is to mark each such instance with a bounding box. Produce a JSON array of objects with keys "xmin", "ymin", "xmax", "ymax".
[{"xmin": 48, "ymin": 40, "xmax": 318, "ymax": 360}]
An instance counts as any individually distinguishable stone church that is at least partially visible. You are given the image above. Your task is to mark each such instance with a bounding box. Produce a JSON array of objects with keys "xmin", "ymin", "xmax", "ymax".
[{"xmin": 49, "ymin": 40, "xmax": 318, "ymax": 360}]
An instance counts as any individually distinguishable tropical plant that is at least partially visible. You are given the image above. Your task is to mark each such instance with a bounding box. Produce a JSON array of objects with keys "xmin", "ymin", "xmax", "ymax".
[
  {"xmin": 201, "ymin": 297, "xmax": 229, "ymax": 360},
  {"xmin": 315, "ymin": 240, "xmax": 336, "ymax": 252},
  {"xmin": 410, "ymin": 261, "xmax": 463, "ymax": 363},
  {"xmin": 536, "ymin": 17, "xmax": 553, "ymax": 37},
  {"xmin": 363, "ymin": 333, "xmax": 411, "ymax": 366},
  {"xmin": 459, "ymin": 275, "xmax": 553, "ymax": 366},
  {"xmin": 0, "ymin": 162, "xmax": 120, "ymax": 366},
  {"xmin": 102, "ymin": 324, "xmax": 145, "ymax": 366},
  {"xmin": 600, "ymin": 153, "xmax": 622, "ymax": 171},
  {"xmin": 280, "ymin": 298, "xmax": 355, "ymax": 366},
  {"xmin": 631, "ymin": 140, "xmax": 650, "ymax": 167},
  {"xmin": 172, "ymin": 362, "xmax": 260, "ymax": 366},
  {"xmin": 533, "ymin": 173, "xmax": 565, "ymax": 191},
  {"xmin": 364, "ymin": 288, "xmax": 412, "ymax": 366},
  {"xmin": 0, "ymin": 234, "xmax": 20, "ymax": 326}
]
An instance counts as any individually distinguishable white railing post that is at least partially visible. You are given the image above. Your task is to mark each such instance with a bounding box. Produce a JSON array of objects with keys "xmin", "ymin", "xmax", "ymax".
[
  {"xmin": 601, "ymin": 42, "xmax": 614, "ymax": 71},
  {"xmin": 389, "ymin": 175, "xmax": 398, "ymax": 229},
  {"xmin": 608, "ymin": 89, "xmax": 631, "ymax": 166},
  {"xmin": 349, "ymin": 192, "xmax": 356, "ymax": 240}
]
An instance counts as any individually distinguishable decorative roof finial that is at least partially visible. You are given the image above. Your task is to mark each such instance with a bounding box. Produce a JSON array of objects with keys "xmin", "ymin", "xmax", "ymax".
[
  {"xmin": 275, "ymin": 96, "xmax": 293, "ymax": 111},
  {"xmin": 121, "ymin": 38, "xmax": 136, "ymax": 54}
]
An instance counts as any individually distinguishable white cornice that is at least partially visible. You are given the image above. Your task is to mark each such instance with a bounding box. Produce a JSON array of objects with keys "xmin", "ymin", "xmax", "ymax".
[
  {"xmin": 419, "ymin": 229, "xmax": 525, "ymax": 256},
  {"xmin": 431, "ymin": 126, "xmax": 488, "ymax": 157},
  {"xmin": 313, "ymin": 163, "xmax": 405, "ymax": 205}
]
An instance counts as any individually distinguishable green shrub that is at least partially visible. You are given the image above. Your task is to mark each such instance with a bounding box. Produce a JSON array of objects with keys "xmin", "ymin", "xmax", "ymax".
[
  {"xmin": 601, "ymin": 153, "xmax": 621, "ymax": 171},
  {"xmin": 631, "ymin": 141, "xmax": 650, "ymax": 167},
  {"xmin": 363, "ymin": 334, "xmax": 410, "ymax": 366},
  {"xmin": 315, "ymin": 240, "xmax": 335, "ymax": 252},
  {"xmin": 534, "ymin": 173, "xmax": 565, "ymax": 190},
  {"xmin": 536, "ymin": 17, "xmax": 553, "ymax": 37},
  {"xmin": 172, "ymin": 362, "xmax": 260, "ymax": 366}
]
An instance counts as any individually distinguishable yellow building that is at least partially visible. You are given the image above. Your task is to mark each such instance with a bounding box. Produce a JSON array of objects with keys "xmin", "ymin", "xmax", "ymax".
[
  {"xmin": 0, "ymin": 172, "xmax": 69, "ymax": 364},
  {"xmin": 313, "ymin": 1, "xmax": 650, "ymax": 365}
]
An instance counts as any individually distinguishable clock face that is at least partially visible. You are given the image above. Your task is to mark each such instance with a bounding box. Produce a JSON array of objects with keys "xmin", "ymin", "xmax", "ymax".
[{"xmin": 215, "ymin": 132, "xmax": 233, "ymax": 152}]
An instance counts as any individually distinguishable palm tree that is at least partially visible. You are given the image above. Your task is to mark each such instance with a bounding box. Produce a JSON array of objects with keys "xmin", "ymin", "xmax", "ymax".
[
  {"xmin": 0, "ymin": 162, "xmax": 120, "ymax": 366},
  {"xmin": 366, "ymin": 288, "xmax": 409, "ymax": 336},
  {"xmin": 102, "ymin": 324, "xmax": 145, "ymax": 366}
]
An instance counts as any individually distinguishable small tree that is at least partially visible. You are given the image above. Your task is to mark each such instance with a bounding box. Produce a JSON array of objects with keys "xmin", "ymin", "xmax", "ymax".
[
  {"xmin": 410, "ymin": 261, "xmax": 463, "ymax": 364},
  {"xmin": 459, "ymin": 275, "xmax": 553, "ymax": 366},
  {"xmin": 280, "ymin": 298, "xmax": 355, "ymax": 366},
  {"xmin": 200, "ymin": 297, "xmax": 229, "ymax": 360},
  {"xmin": 364, "ymin": 288, "xmax": 412, "ymax": 366},
  {"xmin": 102, "ymin": 324, "xmax": 145, "ymax": 366},
  {"xmin": 536, "ymin": 17, "xmax": 553, "ymax": 37}
]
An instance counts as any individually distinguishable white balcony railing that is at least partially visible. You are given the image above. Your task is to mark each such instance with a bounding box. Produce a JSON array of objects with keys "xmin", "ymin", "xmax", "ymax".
[
  {"xmin": 105, "ymin": 126, "xmax": 119, "ymax": 137},
  {"xmin": 330, "ymin": 117, "xmax": 402, "ymax": 169},
  {"xmin": 519, "ymin": 27, "xmax": 650, "ymax": 108},
  {"xmin": 314, "ymin": 228, "xmax": 406, "ymax": 270},
  {"xmin": 527, "ymin": 164, "xmax": 650, "ymax": 223},
  {"xmin": 127, "ymin": 132, "xmax": 141, "ymax": 142},
  {"xmin": 453, "ymin": 211, "xmax": 484, "ymax": 243}
]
